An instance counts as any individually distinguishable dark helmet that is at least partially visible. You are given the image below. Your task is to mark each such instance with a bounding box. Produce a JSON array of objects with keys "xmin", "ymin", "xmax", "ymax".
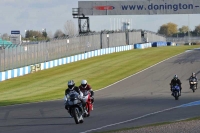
[
  {"xmin": 192, "ymin": 72, "xmax": 196, "ymax": 77},
  {"xmin": 174, "ymin": 75, "xmax": 178, "ymax": 80},
  {"xmin": 68, "ymin": 80, "xmax": 75, "ymax": 90},
  {"xmin": 81, "ymin": 80, "xmax": 87, "ymax": 88}
]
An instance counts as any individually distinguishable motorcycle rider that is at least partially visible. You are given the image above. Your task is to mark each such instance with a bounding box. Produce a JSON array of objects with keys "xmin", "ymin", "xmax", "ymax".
[
  {"xmin": 170, "ymin": 75, "xmax": 182, "ymax": 96},
  {"xmin": 65, "ymin": 80, "xmax": 84, "ymax": 111},
  {"xmin": 189, "ymin": 72, "xmax": 198, "ymax": 89},
  {"xmin": 79, "ymin": 80, "xmax": 94, "ymax": 110}
]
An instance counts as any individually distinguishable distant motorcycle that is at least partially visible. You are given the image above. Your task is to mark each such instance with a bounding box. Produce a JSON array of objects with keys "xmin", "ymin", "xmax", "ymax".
[
  {"xmin": 64, "ymin": 91, "xmax": 84, "ymax": 124},
  {"xmin": 172, "ymin": 84, "xmax": 180, "ymax": 100},
  {"xmin": 82, "ymin": 90, "xmax": 94, "ymax": 117},
  {"xmin": 190, "ymin": 78, "xmax": 198, "ymax": 93}
]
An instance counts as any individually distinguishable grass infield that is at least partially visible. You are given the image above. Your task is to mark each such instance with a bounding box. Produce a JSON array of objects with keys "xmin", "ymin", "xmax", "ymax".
[{"xmin": 0, "ymin": 45, "xmax": 199, "ymax": 106}]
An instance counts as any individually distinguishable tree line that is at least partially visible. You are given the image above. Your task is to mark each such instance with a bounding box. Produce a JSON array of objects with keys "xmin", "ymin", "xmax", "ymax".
[
  {"xmin": 158, "ymin": 23, "xmax": 200, "ymax": 37},
  {"xmin": 0, "ymin": 20, "xmax": 77, "ymax": 42},
  {"xmin": 24, "ymin": 20, "xmax": 77, "ymax": 41}
]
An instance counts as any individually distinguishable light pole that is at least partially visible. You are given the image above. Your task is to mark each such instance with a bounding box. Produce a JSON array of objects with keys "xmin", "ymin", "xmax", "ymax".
[
  {"xmin": 25, "ymin": 30, "xmax": 27, "ymax": 42},
  {"xmin": 188, "ymin": 14, "xmax": 191, "ymax": 45}
]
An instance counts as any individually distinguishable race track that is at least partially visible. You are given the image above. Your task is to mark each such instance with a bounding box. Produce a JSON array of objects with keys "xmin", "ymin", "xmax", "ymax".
[{"xmin": 1, "ymin": 49, "xmax": 200, "ymax": 133}]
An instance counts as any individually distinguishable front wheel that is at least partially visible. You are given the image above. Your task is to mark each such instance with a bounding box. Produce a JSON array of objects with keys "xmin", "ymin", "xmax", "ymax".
[
  {"xmin": 193, "ymin": 88, "xmax": 195, "ymax": 93},
  {"xmin": 174, "ymin": 92, "xmax": 179, "ymax": 100},
  {"xmin": 191, "ymin": 85, "xmax": 195, "ymax": 93},
  {"xmin": 72, "ymin": 107, "xmax": 83, "ymax": 124}
]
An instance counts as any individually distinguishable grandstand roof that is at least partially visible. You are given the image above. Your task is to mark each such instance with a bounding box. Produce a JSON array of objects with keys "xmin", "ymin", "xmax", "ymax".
[{"xmin": 0, "ymin": 39, "xmax": 12, "ymax": 46}]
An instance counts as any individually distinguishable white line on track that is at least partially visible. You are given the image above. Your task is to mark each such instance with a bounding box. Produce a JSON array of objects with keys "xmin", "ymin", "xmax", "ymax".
[
  {"xmin": 80, "ymin": 49, "xmax": 199, "ymax": 133},
  {"xmin": 80, "ymin": 105, "xmax": 183, "ymax": 133}
]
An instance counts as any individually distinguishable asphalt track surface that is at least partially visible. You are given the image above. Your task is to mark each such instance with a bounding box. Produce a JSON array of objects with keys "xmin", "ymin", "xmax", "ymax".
[{"xmin": 1, "ymin": 49, "xmax": 200, "ymax": 133}]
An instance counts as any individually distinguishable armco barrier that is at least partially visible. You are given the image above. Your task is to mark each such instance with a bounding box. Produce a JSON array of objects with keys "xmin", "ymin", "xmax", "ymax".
[
  {"xmin": 152, "ymin": 41, "xmax": 167, "ymax": 47},
  {"xmin": 0, "ymin": 45, "xmax": 133, "ymax": 82},
  {"xmin": 134, "ymin": 43, "xmax": 152, "ymax": 49}
]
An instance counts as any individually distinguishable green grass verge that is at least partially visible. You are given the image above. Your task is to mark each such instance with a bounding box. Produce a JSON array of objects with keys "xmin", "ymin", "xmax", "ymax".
[
  {"xmin": 0, "ymin": 45, "xmax": 199, "ymax": 106},
  {"xmin": 98, "ymin": 116, "xmax": 200, "ymax": 133}
]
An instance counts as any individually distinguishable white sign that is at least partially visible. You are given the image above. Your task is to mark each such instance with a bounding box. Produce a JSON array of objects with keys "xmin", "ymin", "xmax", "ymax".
[
  {"xmin": 79, "ymin": 0, "xmax": 200, "ymax": 15},
  {"xmin": 10, "ymin": 35, "xmax": 21, "ymax": 44}
]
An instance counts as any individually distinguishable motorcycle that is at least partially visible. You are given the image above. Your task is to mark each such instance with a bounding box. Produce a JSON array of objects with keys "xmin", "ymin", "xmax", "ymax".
[
  {"xmin": 189, "ymin": 78, "xmax": 198, "ymax": 93},
  {"xmin": 64, "ymin": 91, "xmax": 84, "ymax": 124},
  {"xmin": 172, "ymin": 84, "xmax": 180, "ymax": 100},
  {"xmin": 82, "ymin": 90, "xmax": 94, "ymax": 117}
]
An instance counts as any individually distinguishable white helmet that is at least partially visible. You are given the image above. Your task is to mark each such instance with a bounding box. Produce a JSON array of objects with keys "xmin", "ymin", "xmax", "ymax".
[{"xmin": 81, "ymin": 80, "xmax": 87, "ymax": 88}]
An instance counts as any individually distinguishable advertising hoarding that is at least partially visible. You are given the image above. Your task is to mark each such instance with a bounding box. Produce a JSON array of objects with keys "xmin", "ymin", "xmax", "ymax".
[{"xmin": 79, "ymin": 0, "xmax": 200, "ymax": 15}]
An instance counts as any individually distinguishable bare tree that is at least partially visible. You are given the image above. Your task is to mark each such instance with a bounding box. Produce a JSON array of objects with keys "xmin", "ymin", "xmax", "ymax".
[
  {"xmin": 54, "ymin": 29, "xmax": 65, "ymax": 38},
  {"xmin": 64, "ymin": 20, "xmax": 77, "ymax": 36},
  {"xmin": 2, "ymin": 33, "xmax": 9, "ymax": 40}
]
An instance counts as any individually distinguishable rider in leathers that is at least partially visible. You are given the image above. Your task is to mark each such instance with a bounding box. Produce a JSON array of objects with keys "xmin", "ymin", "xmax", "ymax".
[
  {"xmin": 189, "ymin": 72, "xmax": 198, "ymax": 89},
  {"xmin": 79, "ymin": 80, "xmax": 94, "ymax": 110},
  {"xmin": 65, "ymin": 80, "xmax": 83, "ymax": 110},
  {"xmin": 170, "ymin": 75, "xmax": 182, "ymax": 96}
]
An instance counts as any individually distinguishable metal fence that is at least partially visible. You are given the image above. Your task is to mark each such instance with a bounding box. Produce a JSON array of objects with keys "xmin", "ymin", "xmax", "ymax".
[
  {"xmin": 128, "ymin": 30, "xmax": 142, "ymax": 44},
  {"xmin": 166, "ymin": 37, "xmax": 200, "ymax": 44},
  {"xmin": 0, "ymin": 30, "xmax": 166, "ymax": 72},
  {"xmin": 145, "ymin": 30, "xmax": 166, "ymax": 42}
]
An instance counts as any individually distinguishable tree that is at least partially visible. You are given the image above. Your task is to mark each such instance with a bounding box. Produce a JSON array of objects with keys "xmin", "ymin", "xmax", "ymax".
[
  {"xmin": 2, "ymin": 33, "xmax": 9, "ymax": 40},
  {"xmin": 158, "ymin": 22, "xmax": 178, "ymax": 36},
  {"xmin": 42, "ymin": 29, "xmax": 48, "ymax": 39},
  {"xmin": 54, "ymin": 29, "xmax": 65, "ymax": 38},
  {"xmin": 194, "ymin": 24, "xmax": 200, "ymax": 36},
  {"xmin": 179, "ymin": 26, "xmax": 189, "ymax": 33},
  {"xmin": 157, "ymin": 24, "xmax": 169, "ymax": 36},
  {"xmin": 25, "ymin": 30, "xmax": 43, "ymax": 38},
  {"xmin": 64, "ymin": 20, "xmax": 77, "ymax": 36},
  {"xmin": 25, "ymin": 30, "xmax": 46, "ymax": 41}
]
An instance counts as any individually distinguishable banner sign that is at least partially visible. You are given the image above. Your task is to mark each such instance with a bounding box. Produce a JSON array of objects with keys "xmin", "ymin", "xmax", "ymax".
[
  {"xmin": 11, "ymin": 30, "xmax": 20, "ymax": 34},
  {"xmin": 78, "ymin": 0, "xmax": 200, "ymax": 15}
]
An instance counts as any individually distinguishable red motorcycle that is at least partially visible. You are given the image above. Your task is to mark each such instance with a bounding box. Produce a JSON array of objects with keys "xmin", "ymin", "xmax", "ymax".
[{"xmin": 81, "ymin": 90, "xmax": 94, "ymax": 117}]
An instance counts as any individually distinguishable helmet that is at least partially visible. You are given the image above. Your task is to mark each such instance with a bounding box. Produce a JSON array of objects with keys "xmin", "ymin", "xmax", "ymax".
[
  {"xmin": 174, "ymin": 75, "xmax": 178, "ymax": 80},
  {"xmin": 68, "ymin": 80, "xmax": 75, "ymax": 90},
  {"xmin": 81, "ymin": 80, "xmax": 87, "ymax": 88},
  {"xmin": 192, "ymin": 72, "xmax": 196, "ymax": 77}
]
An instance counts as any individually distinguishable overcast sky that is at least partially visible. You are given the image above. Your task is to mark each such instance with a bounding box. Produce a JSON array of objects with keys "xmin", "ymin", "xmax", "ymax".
[{"xmin": 0, "ymin": 0, "xmax": 200, "ymax": 37}]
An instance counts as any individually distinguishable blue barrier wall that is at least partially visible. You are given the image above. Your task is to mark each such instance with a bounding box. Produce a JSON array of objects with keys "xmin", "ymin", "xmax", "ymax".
[
  {"xmin": 135, "ymin": 41, "xmax": 175, "ymax": 49},
  {"xmin": 0, "ymin": 45, "xmax": 134, "ymax": 82},
  {"xmin": 152, "ymin": 41, "xmax": 167, "ymax": 47},
  {"xmin": 167, "ymin": 42, "xmax": 176, "ymax": 46},
  {"xmin": 134, "ymin": 43, "xmax": 152, "ymax": 49}
]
